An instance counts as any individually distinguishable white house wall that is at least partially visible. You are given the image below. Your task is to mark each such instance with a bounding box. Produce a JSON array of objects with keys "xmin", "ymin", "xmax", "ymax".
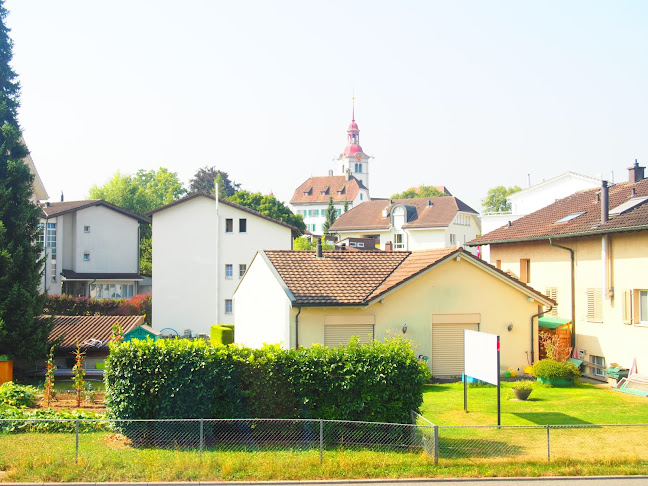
[
  {"xmin": 234, "ymin": 254, "xmax": 292, "ymax": 348},
  {"xmin": 153, "ymin": 197, "xmax": 218, "ymax": 337}
]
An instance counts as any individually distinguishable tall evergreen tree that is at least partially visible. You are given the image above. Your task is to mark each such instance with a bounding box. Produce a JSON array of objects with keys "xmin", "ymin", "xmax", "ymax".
[
  {"xmin": 0, "ymin": 0, "xmax": 50, "ymax": 362},
  {"xmin": 322, "ymin": 196, "xmax": 338, "ymax": 235}
]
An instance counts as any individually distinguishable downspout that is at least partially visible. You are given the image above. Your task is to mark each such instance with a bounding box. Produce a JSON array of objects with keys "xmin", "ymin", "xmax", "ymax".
[
  {"xmin": 530, "ymin": 305, "xmax": 552, "ymax": 363},
  {"xmin": 549, "ymin": 238, "xmax": 576, "ymax": 349},
  {"xmin": 600, "ymin": 181, "xmax": 612, "ymax": 302},
  {"xmin": 295, "ymin": 306, "xmax": 302, "ymax": 350}
]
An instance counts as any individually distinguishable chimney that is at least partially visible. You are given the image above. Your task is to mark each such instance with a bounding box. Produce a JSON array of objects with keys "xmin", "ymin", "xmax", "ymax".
[
  {"xmin": 60, "ymin": 191, "xmax": 64, "ymax": 202},
  {"xmin": 385, "ymin": 241, "xmax": 393, "ymax": 251},
  {"xmin": 345, "ymin": 168, "xmax": 351, "ymax": 181},
  {"xmin": 316, "ymin": 241, "xmax": 323, "ymax": 258},
  {"xmin": 601, "ymin": 180, "xmax": 609, "ymax": 224},
  {"xmin": 628, "ymin": 159, "xmax": 645, "ymax": 183},
  {"xmin": 328, "ymin": 169, "xmax": 333, "ymax": 177}
]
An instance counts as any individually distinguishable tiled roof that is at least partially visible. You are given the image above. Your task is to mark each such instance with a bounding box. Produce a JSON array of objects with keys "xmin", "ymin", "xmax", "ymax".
[
  {"xmin": 43, "ymin": 315, "xmax": 144, "ymax": 350},
  {"xmin": 147, "ymin": 192, "xmax": 298, "ymax": 233},
  {"xmin": 262, "ymin": 247, "xmax": 553, "ymax": 307},
  {"xmin": 41, "ymin": 200, "xmax": 151, "ymax": 224},
  {"xmin": 330, "ymin": 197, "xmax": 478, "ymax": 232},
  {"xmin": 469, "ymin": 178, "xmax": 648, "ymax": 245},
  {"xmin": 290, "ymin": 176, "xmax": 367, "ymax": 204}
]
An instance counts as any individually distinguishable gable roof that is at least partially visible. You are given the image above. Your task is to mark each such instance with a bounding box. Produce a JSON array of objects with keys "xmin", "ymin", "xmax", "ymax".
[
  {"xmin": 469, "ymin": 178, "xmax": 648, "ymax": 246},
  {"xmin": 260, "ymin": 247, "xmax": 553, "ymax": 307},
  {"xmin": 43, "ymin": 315, "xmax": 144, "ymax": 351},
  {"xmin": 290, "ymin": 175, "xmax": 367, "ymax": 205},
  {"xmin": 330, "ymin": 197, "xmax": 478, "ymax": 232},
  {"xmin": 146, "ymin": 192, "xmax": 298, "ymax": 233},
  {"xmin": 41, "ymin": 200, "xmax": 151, "ymax": 224}
]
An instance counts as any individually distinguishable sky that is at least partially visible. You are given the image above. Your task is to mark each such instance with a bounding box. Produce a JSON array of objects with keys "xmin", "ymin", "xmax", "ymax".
[{"xmin": 6, "ymin": 0, "xmax": 648, "ymax": 212}]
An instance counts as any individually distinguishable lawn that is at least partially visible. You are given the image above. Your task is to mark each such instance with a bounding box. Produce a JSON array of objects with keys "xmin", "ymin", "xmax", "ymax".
[{"xmin": 420, "ymin": 381, "xmax": 648, "ymax": 425}]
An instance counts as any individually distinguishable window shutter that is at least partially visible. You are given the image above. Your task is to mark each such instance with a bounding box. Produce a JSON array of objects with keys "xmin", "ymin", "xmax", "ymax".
[
  {"xmin": 622, "ymin": 290, "xmax": 634, "ymax": 325},
  {"xmin": 586, "ymin": 288, "xmax": 602, "ymax": 321},
  {"xmin": 545, "ymin": 287, "xmax": 558, "ymax": 317}
]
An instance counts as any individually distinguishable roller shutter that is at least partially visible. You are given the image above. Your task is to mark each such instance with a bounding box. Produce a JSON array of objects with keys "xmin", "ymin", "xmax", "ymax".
[
  {"xmin": 432, "ymin": 323, "xmax": 479, "ymax": 377},
  {"xmin": 324, "ymin": 325, "xmax": 374, "ymax": 347}
]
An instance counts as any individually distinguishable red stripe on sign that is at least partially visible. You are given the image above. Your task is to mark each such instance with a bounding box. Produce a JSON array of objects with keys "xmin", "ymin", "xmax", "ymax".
[{"xmin": 497, "ymin": 341, "xmax": 500, "ymax": 352}]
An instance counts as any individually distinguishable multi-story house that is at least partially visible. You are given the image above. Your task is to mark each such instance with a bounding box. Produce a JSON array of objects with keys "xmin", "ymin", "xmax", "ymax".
[
  {"xmin": 329, "ymin": 196, "xmax": 481, "ymax": 252},
  {"xmin": 39, "ymin": 200, "xmax": 150, "ymax": 298},
  {"xmin": 469, "ymin": 161, "xmax": 648, "ymax": 379},
  {"xmin": 148, "ymin": 192, "xmax": 296, "ymax": 336}
]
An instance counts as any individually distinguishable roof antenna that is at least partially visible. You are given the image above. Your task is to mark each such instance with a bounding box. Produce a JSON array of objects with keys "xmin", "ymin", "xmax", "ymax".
[{"xmin": 60, "ymin": 191, "xmax": 64, "ymax": 202}]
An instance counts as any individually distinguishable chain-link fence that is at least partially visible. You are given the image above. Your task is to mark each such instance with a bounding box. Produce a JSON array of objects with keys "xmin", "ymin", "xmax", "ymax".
[
  {"xmin": 410, "ymin": 411, "xmax": 648, "ymax": 465},
  {"xmin": 1, "ymin": 416, "xmax": 647, "ymax": 467}
]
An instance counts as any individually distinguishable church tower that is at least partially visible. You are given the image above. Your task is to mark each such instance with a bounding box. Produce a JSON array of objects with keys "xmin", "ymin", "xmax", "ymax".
[{"xmin": 338, "ymin": 102, "xmax": 370, "ymax": 191}]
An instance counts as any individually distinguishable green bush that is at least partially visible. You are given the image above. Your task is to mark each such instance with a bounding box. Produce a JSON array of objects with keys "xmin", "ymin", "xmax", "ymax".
[
  {"xmin": 104, "ymin": 336, "xmax": 428, "ymax": 424},
  {"xmin": 210, "ymin": 325, "xmax": 234, "ymax": 346},
  {"xmin": 533, "ymin": 359, "xmax": 580, "ymax": 383},
  {"xmin": 0, "ymin": 406, "xmax": 106, "ymax": 432},
  {"xmin": 0, "ymin": 382, "xmax": 38, "ymax": 408}
]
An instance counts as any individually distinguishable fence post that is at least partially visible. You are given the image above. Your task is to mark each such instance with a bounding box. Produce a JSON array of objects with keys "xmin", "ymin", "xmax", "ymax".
[
  {"xmin": 319, "ymin": 420, "xmax": 323, "ymax": 464},
  {"xmin": 200, "ymin": 418, "xmax": 204, "ymax": 459},
  {"xmin": 546, "ymin": 424, "xmax": 550, "ymax": 462},
  {"xmin": 75, "ymin": 419, "xmax": 79, "ymax": 464},
  {"xmin": 434, "ymin": 425, "xmax": 439, "ymax": 466}
]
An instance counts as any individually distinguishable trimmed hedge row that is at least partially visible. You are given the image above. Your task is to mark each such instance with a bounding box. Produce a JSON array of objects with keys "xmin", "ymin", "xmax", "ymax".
[
  {"xmin": 104, "ymin": 337, "xmax": 428, "ymax": 424},
  {"xmin": 210, "ymin": 324, "xmax": 234, "ymax": 346},
  {"xmin": 43, "ymin": 294, "xmax": 152, "ymax": 325}
]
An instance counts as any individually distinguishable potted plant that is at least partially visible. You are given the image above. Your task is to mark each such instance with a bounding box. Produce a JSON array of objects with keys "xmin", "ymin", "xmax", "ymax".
[
  {"xmin": 533, "ymin": 359, "xmax": 580, "ymax": 386},
  {"xmin": 512, "ymin": 380, "xmax": 533, "ymax": 400}
]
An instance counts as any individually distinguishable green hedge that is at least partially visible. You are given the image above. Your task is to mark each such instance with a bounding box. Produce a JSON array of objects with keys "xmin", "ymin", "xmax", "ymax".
[
  {"xmin": 210, "ymin": 325, "xmax": 234, "ymax": 346},
  {"xmin": 104, "ymin": 337, "xmax": 428, "ymax": 424},
  {"xmin": 533, "ymin": 359, "xmax": 580, "ymax": 383}
]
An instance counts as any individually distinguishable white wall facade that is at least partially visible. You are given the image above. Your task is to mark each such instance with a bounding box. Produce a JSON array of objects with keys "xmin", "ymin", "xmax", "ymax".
[
  {"xmin": 291, "ymin": 189, "xmax": 369, "ymax": 235},
  {"xmin": 152, "ymin": 196, "xmax": 293, "ymax": 336},
  {"xmin": 234, "ymin": 253, "xmax": 293, "ymax": 348},
  {"xmin": 508, "ymin": 174, "xmax": 601, "ymax": 215}
]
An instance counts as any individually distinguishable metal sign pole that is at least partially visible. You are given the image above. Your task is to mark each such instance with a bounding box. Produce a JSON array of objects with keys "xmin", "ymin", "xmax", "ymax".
[{"xmin": 497, "ymin": 335, "xmax": 501, "ymax": 426}]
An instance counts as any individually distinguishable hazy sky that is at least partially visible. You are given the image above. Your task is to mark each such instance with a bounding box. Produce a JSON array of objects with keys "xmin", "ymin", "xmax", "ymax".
[{"xmin": 6, "ymin": 0, "xmax": 648, "ymax": 212}]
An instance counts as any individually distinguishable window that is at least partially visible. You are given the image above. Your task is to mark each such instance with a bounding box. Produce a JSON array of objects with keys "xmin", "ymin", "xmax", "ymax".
[
  {"xmin": 360, "ymin": 193, "xmax": 364, "ymax": 200},
  {"xmin": 354, "ymin": 163, "xmax": 362, "ymax": 173},
  {"xmin": 46, "ymin": 222, "xmax": 56, "ymax": 259},
  {"xmin": 627, "ymin": 289, "xmax": 648, "ymax": 325},
  {"xmin": 83, "ymin": 225, "xmax": 90, "ymax": 233},
  {"xmin": 394, "ymin": 233, "xmax": 404, "ymax": 249},
  {"xmin": 225, "ymin": 264, "xmax": 233, "ymax": 278},
  {"xmin": 314, "ymin": 209, "xmax": 319, "ymax": 217},
  {"xmin": 449, "ymin": 233, "xmax": 456, "ymax": 245},
  {"xmin": 520, "ymin": 258, "xmax": 531, "ymax": 284},
  {"xmin": 640, "ymin": 290, "xmax": 648, "ymax": 324},
  {"xmin": 590, "ymin": 355, "xmax": 606, "ymax": 378},
  {"xmin": 239, "ymin": 219, "xmax": 247, "ymax": 233},
  {"xmin": 586, "ymin": 288, "xmax": 603, "ymax": 322},
  {"xmin": 555, "ymin": 212, "xmax": 586, "ymax": 224},
  {"xmin": 37, "ymin": 222, "xmax": 44, "ymax": 246},
  {"xmin": 83, "ymin": 252, "xmax": 90, "ymax": 261},
  {"xmin": 225, "ymin": 299, "xmax": 233, "ymax": 314},
  {"xmin": 50, "ymin": 262, "xmax": 57, "ymax": 282},
  {"xmin": 545, "ymin": 288, "xmax": 558, "ymax": 316},
  {"xmin": 225, "ymin": 219, "xmax": 233, "ymax": 233},
  {"xmin": 337, "ymin": 209, "xmax": 341, "ymax": 216},
  {"xmin": 239, "ymin": 264, "xmax": 247, "ymax": 278},
  {"xmin": 357, "ymin": 242, "xmax": 365, "ymax": 248}
]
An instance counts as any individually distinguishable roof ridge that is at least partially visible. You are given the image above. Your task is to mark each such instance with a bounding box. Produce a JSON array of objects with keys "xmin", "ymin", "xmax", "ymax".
[{"xmin": 360, "ymin": 251, "xmax": 412, "ymax": 302}]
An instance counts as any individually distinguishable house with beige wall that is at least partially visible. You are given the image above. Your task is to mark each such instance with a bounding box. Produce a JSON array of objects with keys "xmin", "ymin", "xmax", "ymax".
[
  {"xmin": 234, "ymin": 247, "xmax": 553, "ymax": 377},
  {"xmin": 329, "ymin": 197, "xmax": 480, "ymax": 253},
  {"xmin": 468, "ymin": 162, "xmax": 648, "ymax": 379},
  {"xmin": 148, "ymin": 193, "xmax": 295, "ymax": 336}
]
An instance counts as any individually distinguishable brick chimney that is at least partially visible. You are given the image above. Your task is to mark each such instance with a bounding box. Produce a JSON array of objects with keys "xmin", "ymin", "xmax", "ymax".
[
  {"xmin": 385, "ymin": 241, "xmax": 393, "ymax": 251},
  {"xmin": 628, "ymin": 159, "xmax": 645, "ymax": 183},
  {"xmin": 345, "ymin": 168, "xmax": 351, "ymax": 182}
]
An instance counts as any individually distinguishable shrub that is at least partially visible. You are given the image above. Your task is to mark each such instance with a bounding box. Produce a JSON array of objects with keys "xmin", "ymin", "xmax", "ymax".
[
  {"xmin": 0, "ymin": 382, "xmax": 38, "ymax": 408},
  {"xmin": 210, "ymin": 325, "xmax": 234, "ymax": 346},
  {"xmin": 512, "ymin": 380, "xmax": 533, "ymax": 391},
  {"xmin": 104, "ymin": 336, "xmax": 428, "ymax": 424},
  {"xmin": 43, "ymin": 294, "xmax": 152, "ymax": 325},
  {"xmin": 533, "ymin": 359, "xmax": 580, "ymax": 383},
  {"xmin": 0, "ymin": 406, "xmax": 106, "ymax": 433}
]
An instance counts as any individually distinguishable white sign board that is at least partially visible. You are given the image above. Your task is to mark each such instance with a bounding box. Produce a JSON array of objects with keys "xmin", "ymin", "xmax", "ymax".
[{"xmin": 464, "ymin": 329, "xmax": 499, "ymax": 385}]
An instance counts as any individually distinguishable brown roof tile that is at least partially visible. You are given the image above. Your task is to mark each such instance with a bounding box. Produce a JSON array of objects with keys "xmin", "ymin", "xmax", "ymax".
[
  {"xmin": 469, "ymin": 179, "xmax": 648, "ymax": 245},
  {"xmin": 262, "ymin": 247, "xmax": 552, "ymax": 307},
  {"xmin": 41, "ymin": 200, "xmax": 151, "ymax": 223},
  {"xmin": 330, "ymin": 197, "xmax": 478, "ymax": 232},
  {"xmin": 43, "ymin": 315, "xmax": 144, "ymax": 350},
  {"xmin": 290, "ymin": 176, "xmax": 367, "ymax": 204}
]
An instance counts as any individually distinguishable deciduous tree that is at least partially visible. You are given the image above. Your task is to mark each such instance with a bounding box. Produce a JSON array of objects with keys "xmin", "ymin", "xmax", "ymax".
[
  {"xmin": 188, "ymin": 166, "xmax": 240, "ymax": 196},
  {"xmin": 227, "ymin": 190, "xmax": 305, "ymax": 234},
  {"xmin": 482, "ymin": 185, "xmax": 521, "ymax": 213},
  {"xmin": 391, "ymin": 185, "xmax": 447, "ymax": 199},
  {"xmin": 0, "ymin": 0, "xmax": 51, "ymax": 362}
]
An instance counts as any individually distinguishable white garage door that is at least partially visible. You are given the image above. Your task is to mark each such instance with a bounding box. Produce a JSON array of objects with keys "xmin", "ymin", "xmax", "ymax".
[
  {"xmin": 324, "ymin": 324, "xmax": 374, "ymax": 347},
  {"xmin": 432, "ymin": 322, "xmax": 479, "ymax": 377}
]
